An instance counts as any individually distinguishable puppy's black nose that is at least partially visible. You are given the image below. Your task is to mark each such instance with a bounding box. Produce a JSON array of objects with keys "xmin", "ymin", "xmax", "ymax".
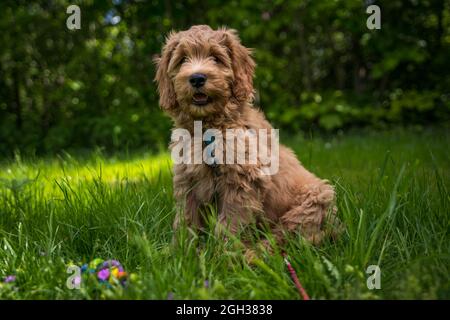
[{"xmin": 189, "ymin": 73, "xmax": 207, "ymax": 88}]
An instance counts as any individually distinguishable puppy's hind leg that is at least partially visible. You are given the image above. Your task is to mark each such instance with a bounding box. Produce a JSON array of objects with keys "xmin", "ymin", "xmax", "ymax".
[{"xmin": 280, "ymin": 181, "xmax": 342, "ymax": 245}]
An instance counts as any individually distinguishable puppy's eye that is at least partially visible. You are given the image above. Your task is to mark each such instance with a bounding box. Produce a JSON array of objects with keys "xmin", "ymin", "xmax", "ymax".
[
  {"xmin": 212, "ymin": 56, "xmax": 221, "ymax": 64},
  {"xmin": 179, "ymin": 57, "xmax": 187, "ymax": 65}
]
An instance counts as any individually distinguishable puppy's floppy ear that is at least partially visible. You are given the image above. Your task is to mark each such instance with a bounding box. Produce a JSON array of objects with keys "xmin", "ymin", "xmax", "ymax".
[
  {"xmin": 220, "ymin": 28, "xmax": 256, "ymax": 104},
  {"xmin": 154, "ymin": 31, "xmax": 179, "ymax": 111}
]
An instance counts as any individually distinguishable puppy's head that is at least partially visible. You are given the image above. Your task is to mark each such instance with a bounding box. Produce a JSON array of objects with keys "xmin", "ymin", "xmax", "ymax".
[{"xmin": 154, "ymin": 25, "xmax": 255, "ymax": 119}]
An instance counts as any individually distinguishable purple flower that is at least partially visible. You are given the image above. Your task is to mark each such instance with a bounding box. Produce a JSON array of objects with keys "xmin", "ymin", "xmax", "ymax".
[
  {"xmin": 167, "ymin": 292, "xmax": 174, "ymax": 300},
  {"xmin": 4, "ymin": 275, "xmax": 16, "ymax": 283},
  {"xmin": 97, "ymin": 268, "xmax": 110, "ymax": 281},
  {"xmin": 102, "ymin": 260, "xmax": 122, "ymax": 269},
  {"xmin": 204, "ymin": 280, "xmax": 209, "ymax": 288},
  {"xmin": 73, "ymin": 276, "xmax": 81, "ymax": 286}
]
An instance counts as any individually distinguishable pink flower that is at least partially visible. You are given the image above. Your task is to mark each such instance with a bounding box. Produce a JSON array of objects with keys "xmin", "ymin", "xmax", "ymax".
[{"xmin": 97, "ymin": 268, "xmax": 110, "ymax": 281}]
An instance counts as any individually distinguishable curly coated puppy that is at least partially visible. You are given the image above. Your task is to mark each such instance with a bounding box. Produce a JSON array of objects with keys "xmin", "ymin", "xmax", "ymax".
[{"xmin": 154, "ymin": 25, "xmax": 341, "ymax": 251}]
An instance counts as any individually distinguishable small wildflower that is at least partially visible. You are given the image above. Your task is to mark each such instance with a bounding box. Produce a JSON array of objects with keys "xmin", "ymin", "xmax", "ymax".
[
  {"xmin": 97, "ymin": 268, "xmax": 110, "ymax": 281},
  {"xmin": 81, "ymin": 264, "xmax": 88, "ymax": 273},
  {"xmin": 89, "ymin": 258, "xmax": 104, "ymax": 270},
  {"xmin": 102, "ymin": 260, "xmax": 122, "ymax": 269},
  {"xmin": 111, "ymin": 266, "xmax": 120, "ymax": 279}
]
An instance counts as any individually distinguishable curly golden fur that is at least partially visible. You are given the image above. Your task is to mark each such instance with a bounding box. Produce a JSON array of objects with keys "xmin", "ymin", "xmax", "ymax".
[{"xmin": 154, "ymin": 25, "xmax": 341, "ymax": 250}]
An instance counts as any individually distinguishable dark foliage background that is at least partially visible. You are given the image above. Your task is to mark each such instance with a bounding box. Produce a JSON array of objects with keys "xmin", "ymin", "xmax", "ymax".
[{"xmin": 1, "ymin": 0, "xmax": 449, "ymax": 155}]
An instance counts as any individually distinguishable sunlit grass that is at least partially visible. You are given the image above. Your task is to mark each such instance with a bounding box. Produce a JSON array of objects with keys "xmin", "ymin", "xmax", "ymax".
[
  {"xmin": 0, "ymin": 152, "xmax": 172, "ymax": 199},
  {"xmin": 0, "ymin": 127, "xmax": 448, "ymax": 299}
]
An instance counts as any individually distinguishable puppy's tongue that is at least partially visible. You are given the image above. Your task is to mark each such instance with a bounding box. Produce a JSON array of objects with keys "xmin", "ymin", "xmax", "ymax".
[{"xmin": 193, "ymin": 93, "xmax": 209, "ymax": 105}]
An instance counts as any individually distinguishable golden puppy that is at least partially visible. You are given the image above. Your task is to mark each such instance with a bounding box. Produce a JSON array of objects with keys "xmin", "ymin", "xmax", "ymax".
[{"xmin": 154, "ymin": 25, "xmax": 340, "ymax": 249}]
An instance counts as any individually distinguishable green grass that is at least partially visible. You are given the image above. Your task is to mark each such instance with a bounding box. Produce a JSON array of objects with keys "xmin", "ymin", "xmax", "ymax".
[{"xmin": 0, "ymin": 127, "xmax": 449, "ymax": 299}]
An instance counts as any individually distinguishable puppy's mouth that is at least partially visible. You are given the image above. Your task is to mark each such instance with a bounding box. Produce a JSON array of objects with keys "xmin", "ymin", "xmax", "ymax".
[{"xmin": 192, "ymin": 93, "xmax": 210, "ymax": 106}]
